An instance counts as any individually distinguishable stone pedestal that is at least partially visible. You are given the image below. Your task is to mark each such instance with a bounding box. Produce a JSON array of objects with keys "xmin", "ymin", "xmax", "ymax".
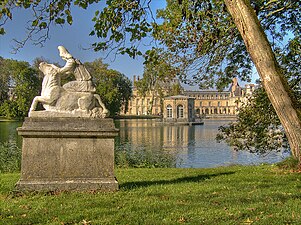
[{"xmin": 15, "ymin": 117, "xmax": 119, "ymax": 192}]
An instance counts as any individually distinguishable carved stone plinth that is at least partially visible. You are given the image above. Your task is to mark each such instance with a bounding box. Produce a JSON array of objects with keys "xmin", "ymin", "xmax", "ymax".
[{"xmin": 15, "ymin": 117, "xmax": 119, "ymax": 192}]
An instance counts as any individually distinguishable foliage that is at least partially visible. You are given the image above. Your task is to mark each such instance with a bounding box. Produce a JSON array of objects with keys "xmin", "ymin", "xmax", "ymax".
[
  {"xmin": 1, "ymin": 1, "xmax": 299, "ymax": 90},
  {"xmin": 0, "ymin": 141, "xmax": 21, "ymax": 173},
  {"xmin": 0, "ymin": 57, "xmax": 9, "ymax": 102},
  {"xmin": 0, "ymin": 58, "xmax": 41, "ymax": 119},
  {"xmin": 115, "ymin": 142, "xmax": 176, "ymax": 168},
  {"xmin": 1, "ymin": 0, "xmax": 300, "ymax": 88},
  {"xmin": 2, "ymin": 165, "xmax": 301, "ymax": 224},
  {"xmin": 115, "ymin": 149, "xmax": 176, "ymax": 168},
  {"xmin": 217, "ymin": 87, "xmax": 289, "ymax": 154},
  {"xmin": 153, "ymin": 0, "xmax": 301, "ymax": 89},
  {"xmin": 154, "ymin": 0, "xmax": 247, "ymax": 89},
  {"xmin": 217, "ymin": 25, "xmax": 301, "ymax": 155},
  {"xmin": 84, "ymin": 59, "xmax": 132, "ymax": 115},
  {"xmin": 0, "ymin": 0, "xmax": 153, "ymax": 54}
]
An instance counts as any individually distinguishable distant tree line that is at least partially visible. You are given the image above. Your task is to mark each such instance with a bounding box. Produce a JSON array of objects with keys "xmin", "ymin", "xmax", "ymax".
[
  {"xmin": 0, "ymin": 57, "xmax": 41, "ymax": 119},
  {"xmin": 0, "ymin": 57, "xmax": 132, "ymax": 120}
]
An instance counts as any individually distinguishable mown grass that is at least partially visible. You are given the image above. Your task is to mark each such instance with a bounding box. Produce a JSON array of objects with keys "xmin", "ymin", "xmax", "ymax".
[{"xmin": 1, "ymin": 165, "xmax": 301, "ymax": 224}]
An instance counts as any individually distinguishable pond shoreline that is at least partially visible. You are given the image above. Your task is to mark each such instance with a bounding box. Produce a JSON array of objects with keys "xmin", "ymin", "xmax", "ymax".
[{"xmin": 0, "ymin": 117, "xmax": 20, "ymax": 122}]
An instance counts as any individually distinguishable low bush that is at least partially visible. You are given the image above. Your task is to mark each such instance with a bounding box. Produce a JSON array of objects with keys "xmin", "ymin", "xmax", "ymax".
[{"xmin": 0, "ymin": 141, "xmax": 21, "ymax": 173}]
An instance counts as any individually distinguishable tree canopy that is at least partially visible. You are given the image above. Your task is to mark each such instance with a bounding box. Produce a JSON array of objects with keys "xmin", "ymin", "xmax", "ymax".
[
  {"xmin": 84, "ymin": 59, "xmax": 132, "ymax": 115},
  {"xmin": 0, "ymin": 58, "xmax": 41, "ymax": 119}
]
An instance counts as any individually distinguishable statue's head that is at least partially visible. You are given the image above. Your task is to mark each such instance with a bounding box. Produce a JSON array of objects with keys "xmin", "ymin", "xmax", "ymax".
[
  {"xmin": 58, "ymin": 46, "xmax": 72, "ymax": 60},
  {"xmin": 39, "ymin": 62, "xmax": 59, "ymax": 75}
]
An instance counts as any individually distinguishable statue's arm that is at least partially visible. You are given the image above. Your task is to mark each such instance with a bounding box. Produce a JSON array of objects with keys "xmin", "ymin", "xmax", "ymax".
[{"xmin": 59, "ymin": 58, "xmax": 75, "ymax": 75}]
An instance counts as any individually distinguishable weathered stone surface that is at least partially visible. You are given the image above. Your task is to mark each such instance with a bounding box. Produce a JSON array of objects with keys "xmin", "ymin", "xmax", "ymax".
[{"xmin": 15, "ymin": 117, "xmax": 119, "ymax": 192}]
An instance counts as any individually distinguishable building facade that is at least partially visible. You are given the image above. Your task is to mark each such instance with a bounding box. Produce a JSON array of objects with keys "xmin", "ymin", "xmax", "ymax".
[
  {"xmin": 163, "ymin": 95, "xmax": 195, "ymax": 122},
  {"xmin": 125, "ymin": 76, "xmax": 182, "ymax": 116},
  {"xmin": 123, "ymin": 77, "xmax": 256, "ymax": 118}
]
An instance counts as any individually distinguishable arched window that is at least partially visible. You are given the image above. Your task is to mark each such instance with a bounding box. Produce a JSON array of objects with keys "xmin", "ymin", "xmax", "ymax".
[
  {"xmin": 177, "ymin": 104, "xmax": 184, "ymax": 118},
  {"xmin": 167, "ymin": 104, "xmax": 172, "ymax": 118}
]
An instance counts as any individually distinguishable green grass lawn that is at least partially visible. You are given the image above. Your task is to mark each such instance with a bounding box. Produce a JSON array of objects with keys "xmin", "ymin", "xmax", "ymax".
[{"xmin": 1, "ymin": 165, "xmax": 301, "ymax": 224}]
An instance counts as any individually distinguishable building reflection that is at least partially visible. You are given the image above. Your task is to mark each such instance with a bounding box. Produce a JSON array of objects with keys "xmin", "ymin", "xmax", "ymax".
[
  {"xmin": 116, "ymin": 119, "xmax": 197, "ymax": 163},
  {"xmin": 115, "ymin": 119, "xmax": 288, "ymax": 168}
]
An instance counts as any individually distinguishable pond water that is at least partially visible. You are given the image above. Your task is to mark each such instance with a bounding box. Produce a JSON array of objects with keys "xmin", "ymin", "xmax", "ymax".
[
  {"xmin": 0, "ymin": 119, "xmax": 289, "ymax": 168},
  {"xmin": 115, "ymin": 119, "xmax": 289, "ymax": 168},
  {"xmin": 0, "ymin": 121, "xmax": 22, "ymax": 146}
]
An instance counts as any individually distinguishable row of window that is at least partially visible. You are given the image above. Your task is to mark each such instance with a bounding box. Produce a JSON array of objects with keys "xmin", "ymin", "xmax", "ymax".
[
  {"xmin": 166, "ymin": 104, "xmax": 184, "ymax": 118},
  {"xmin": 196, "ymin": 108, "xmax": 235, "ymax": 115},
  {"xmin": 130, "ymin": 98, "xmax": 159, "ymax": 106},
  {"xmin": 199, "ymin": 101, "xmax": 229, "ymax": 107},
  {"xmin": 187, "ymin": 93, "xmax": 230, "ymax": 99}
]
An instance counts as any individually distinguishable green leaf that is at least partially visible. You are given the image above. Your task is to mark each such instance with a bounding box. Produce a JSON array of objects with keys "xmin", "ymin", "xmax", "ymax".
[
  {"xmin": 0, "ymin": 28, "xmax": 5, "ymax": 35},
  {"xmin": 32, "ymin": 19, "xmax": 39, "ymax": 27},
  {"xmin": 67, "ymin": 15, "xmax": 73, "ymax": 25},
  {"xmin": 39, "ymin": 22, "xmax": 47, "ymax": 29}
]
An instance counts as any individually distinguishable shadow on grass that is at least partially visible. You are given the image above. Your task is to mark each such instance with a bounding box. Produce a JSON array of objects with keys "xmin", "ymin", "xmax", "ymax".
[{"xmin": 120, "ymin": 171, "xmax": 235, "ymax": 190}]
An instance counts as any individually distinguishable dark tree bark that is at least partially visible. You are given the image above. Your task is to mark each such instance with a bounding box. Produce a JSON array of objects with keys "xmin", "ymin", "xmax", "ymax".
[{"xmin": 224, "ymin": 0, "xmax": 301, "ymax": 160}]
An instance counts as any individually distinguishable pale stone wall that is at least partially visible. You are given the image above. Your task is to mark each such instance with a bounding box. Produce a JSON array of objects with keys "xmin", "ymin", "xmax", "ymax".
[
  {"xmin": 163, "ymin": 96, "xmax": 195, "ymax": 122},
  {"xmin": 122, "ymin": 78, "xmax": 256, "ymax": 117},
  {"xmin": 16, "ymin": 117, "xmax": 119, "ymax": 192}
]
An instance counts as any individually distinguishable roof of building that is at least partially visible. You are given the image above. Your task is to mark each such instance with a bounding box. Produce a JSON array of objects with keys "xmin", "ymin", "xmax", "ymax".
[
  {"xmin": 165, "ymin": 95, "xmax": 195, "ymax": 99},
  {"xmin": 184, "ymin": 90, "xmax": 231, "ymax": 94}
]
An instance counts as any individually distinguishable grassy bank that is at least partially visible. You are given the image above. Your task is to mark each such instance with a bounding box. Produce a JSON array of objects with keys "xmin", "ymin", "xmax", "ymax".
[{"xmin": 1, "ymin": 165, "xmax": 301, "ymax": 224}]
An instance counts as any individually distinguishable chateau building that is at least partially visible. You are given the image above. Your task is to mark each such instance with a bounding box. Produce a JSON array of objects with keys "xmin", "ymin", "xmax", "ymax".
[
  {"xmin": 184, "ymin": 80, "xmax": 256, "ymax": 117},
  {"xmin": 125, "ymin": 76, "xmax": 182, "ymax": 116},
  {"xmin": 123, "ymin": 77, "xmax": 256, "ymax": 118}
]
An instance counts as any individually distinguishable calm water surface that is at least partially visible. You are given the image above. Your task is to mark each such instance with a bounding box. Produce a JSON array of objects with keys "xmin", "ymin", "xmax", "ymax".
[
  {"xmin": 115, "ymin": 119, "xmax": 289, "ymax": 168},
  {"xmin": 0, "ymin": 119, "xmax": 288, "ymax": 168},
  {"xmin": 0, "ymin": 121, "xmax": 22, "ymax": 146}
]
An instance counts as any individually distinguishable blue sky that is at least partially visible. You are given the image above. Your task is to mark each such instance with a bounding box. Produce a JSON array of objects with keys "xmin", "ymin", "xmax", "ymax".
[
  {"xmin": 0, "ymin": 1, "xmax": 167, "ymax": 81},
  {"xmin": 0, "ymin": 1, "xmax": 259, "ymax": 88}
]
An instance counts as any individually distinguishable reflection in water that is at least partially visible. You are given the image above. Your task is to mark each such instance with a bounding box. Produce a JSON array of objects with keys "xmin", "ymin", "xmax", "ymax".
[{"xmin": 115, "ymin": 119, "xmax": 289, "ymax": 168}]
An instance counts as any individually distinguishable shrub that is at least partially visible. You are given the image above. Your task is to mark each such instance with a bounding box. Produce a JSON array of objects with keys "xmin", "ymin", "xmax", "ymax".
[{"xmin": 0, "ymin": 141, "xmax": 21, "ymax": 173}]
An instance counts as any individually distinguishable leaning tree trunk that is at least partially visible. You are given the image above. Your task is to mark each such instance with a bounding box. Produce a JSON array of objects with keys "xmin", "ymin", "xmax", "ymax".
[{"xmin": 224, "ymin": 0, "xmax": 301, "ymax": 160}]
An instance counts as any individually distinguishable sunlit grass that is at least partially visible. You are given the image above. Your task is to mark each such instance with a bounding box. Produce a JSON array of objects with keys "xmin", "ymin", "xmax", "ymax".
[{"xmin": 1, "ymin": 165, "xmax": 301, "ymax": 224}]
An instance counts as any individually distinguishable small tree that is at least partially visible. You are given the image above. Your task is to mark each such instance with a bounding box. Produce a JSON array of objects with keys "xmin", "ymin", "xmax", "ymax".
[
  {"xmin": 85, "ymin": 59, "xmax": 132, "ymax": 116},
  {"xmin": 0, "ymin": 58, "xmax": 41, "ymax": 119},
  {"xmin": 136, "ymin": 50, "xmax": 180, "ymax": 114}
]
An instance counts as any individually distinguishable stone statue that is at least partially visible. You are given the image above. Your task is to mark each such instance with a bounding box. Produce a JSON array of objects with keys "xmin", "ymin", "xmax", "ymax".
[
  {"xmin": 29, "ymin": 46, "xmax": 109, "ymax": 118},
  {"xmin": 58, "ymin": 46, "xmax": 96, "ymax": 93}
]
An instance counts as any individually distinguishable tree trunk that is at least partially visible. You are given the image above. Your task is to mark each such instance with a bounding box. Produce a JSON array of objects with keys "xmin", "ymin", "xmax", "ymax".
[
  {"xmin": 148, "ymin": 90, "xmax": 155, "ymax": 115},
  {"xmin": 224, "ymin": 0, "xmax": 301, "ymax": 160}
]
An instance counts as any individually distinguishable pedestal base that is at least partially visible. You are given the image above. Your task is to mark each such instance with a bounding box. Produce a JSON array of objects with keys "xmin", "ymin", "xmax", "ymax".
[
  {"xmin": 16, "ymin": 178, "xmax": 119, "ymax": 192},
  {"xmin": 15, "ymin": 117, "xmax": 119, "ymax": 192}
]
